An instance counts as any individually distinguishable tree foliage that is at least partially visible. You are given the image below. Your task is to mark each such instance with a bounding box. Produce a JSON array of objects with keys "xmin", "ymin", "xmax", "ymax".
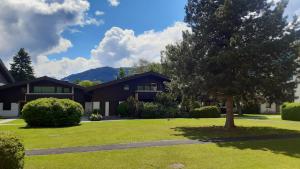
[
  {"xmin": 77, "ymin": 80, "xmax": 101, "ymax": 87},
  {"xmin": 162, "ymin": 0, "xmax": 300, "ymax": 129},
  {"xmin": 118, "ymin": 68, "xmax": 126, "ymax": 79},
  {"xmin": 10, "ymin": 48, "xmax": 35, "ymax": 82},
  {"xmin": 133, "ymin": 59, "xmax": 163, "ymax": 74}
]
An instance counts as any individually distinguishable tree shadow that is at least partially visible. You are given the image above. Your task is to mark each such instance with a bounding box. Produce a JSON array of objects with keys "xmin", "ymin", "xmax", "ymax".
[
  {"xmin": 173, "ymin": 126, "xmax": 300, "ymax": 158},
  {"xmin": 236, "ymin": 115, "xmax": 269, "ymax": 120}
]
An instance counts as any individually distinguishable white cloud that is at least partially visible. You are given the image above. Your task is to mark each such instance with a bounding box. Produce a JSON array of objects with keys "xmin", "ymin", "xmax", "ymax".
[
  {"xmin": 34, "ymin": 55, "xmax": 100, "ymax": 79},
  {"xmin": 91, "ymin": 22, "xmax": 190, "ymax": 67},
  {"xmin": 95, "ymin": 10, "xmax": 105, "ymax": 16},
  {"xmin": 33, "ymin": 22, "xmax": 188, "ymax": 78},
  {"xmin": 0, "ymin": 0, "xmax": 94, "ymax": 61},
  {"xmin": 108, "ymin": 0, "xmax": 120, "ymax": 7}
]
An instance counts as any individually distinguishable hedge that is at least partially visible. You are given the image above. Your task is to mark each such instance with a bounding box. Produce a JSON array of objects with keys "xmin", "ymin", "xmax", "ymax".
[
  {"xmin": 189, "ymin": 106, "xmax": 221, "ymax": 118},
  {"xmin": 281, "ymin": 102, "xmax": 300, "ymax": 121},
  {"xmin": 140, "ymin": 102, "xmax": 161, "ymax": 119},
  {"xmin": 22, "ymin": 98, "xmax": 84, "ymax": 127},
  {"xmin": 0, "ymin": 132, "xmax": 25, "ymax": 169}
]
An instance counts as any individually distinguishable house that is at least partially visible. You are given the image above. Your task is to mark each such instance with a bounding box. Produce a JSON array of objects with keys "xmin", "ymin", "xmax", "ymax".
[
  {"xmin": 0, "ymin": 71, "xmax": 170, "ymax": 117},
  {"xmin": 85, "ymin": 71, "xmax": 170, "ymax": 116},
  {"xmin": 0, "ymin": 76, "xmax": 86, "ymax": 117},
  {"xmin": 0, "ymin": 59, "xmax": 15, "ymax": 86}
]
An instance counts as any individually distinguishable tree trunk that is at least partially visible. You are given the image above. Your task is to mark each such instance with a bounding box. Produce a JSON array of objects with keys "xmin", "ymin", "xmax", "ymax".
[{"xmin": 225, "ymin": 95, "xmax": 235, "ymax": 129}]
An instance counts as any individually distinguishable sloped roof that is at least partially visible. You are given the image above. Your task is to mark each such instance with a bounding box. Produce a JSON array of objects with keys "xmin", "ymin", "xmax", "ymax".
[
  {"xmin": 87, "ymin": 71, "xmax": 170, "ymax": 91},
  {"xmin": 0, "ymin": 59, "xmax": 15, "ymax": 84},
  {"xmin": 0, "ymin": 76, "xmax": 85, "ymax": 90}
]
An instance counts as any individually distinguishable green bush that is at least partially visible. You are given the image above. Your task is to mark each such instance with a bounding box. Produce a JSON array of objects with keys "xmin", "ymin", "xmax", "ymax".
[
  {"xmin": 140, "ymin": 102, "xmax": 161, "ymax": 119},
  {"xmin": 22, "ymin": 98, "xmax": 84, "ymax": 127},
  {"xmin": 117, "ymin": 102, "xmax": 129, "ymax": 117},
  {"xmin": 281, "ymin": 102, "xmax": 300, "ymax": 121},
  {"xmin": 189, "ymin": 106, "xmax": 221, "ymax": 118},
  {"xmin": 89, "ymin": 114, "xmax": 103, "ymax": 121},
  {"xmin": 0, "ymin": 132, "xmax": 25, "ymax": 169}
]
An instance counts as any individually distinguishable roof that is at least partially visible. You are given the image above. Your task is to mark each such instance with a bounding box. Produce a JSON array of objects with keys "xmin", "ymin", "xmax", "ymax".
[
  {"xmin": 0, "ymin": 59, "xmax": 15, "ymax": 83},
  {"xmin": 87, "ymin": 71, "xmax": 170, "ymax": 91},
  {"xmin": 0, "ymin": 76, "xmax": 85, "ymax": 90}
]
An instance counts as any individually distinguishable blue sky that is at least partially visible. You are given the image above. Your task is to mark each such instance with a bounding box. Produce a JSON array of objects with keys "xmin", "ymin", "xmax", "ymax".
[
  {"xmin": 53, "ymin": 0, "xmax": 187, "ymax": 60},
  {"xmin": 0, "ymin": 0, "xmax": 299, "ymax": 78}
]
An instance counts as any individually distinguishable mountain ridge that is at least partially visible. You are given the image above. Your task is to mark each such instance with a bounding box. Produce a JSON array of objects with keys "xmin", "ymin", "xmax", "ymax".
[{"xmin": 62, "ymin": 67, "xmax": 132, "ymax": 83}]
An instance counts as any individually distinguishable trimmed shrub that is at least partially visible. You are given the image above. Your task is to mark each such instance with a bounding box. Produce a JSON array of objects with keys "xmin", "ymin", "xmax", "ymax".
[
  {"xmin": 140, "ymin": 102, "xmax": 161, "ymax": 119},
  {"xmin": 22, "ymin": 98, "xmax": 84, "ymax": 127},
  {"xmin": 281, "ymin": 102, "xmax": 300, "ymax": 121},
  {"xmin": 117, "ymin": 102, "xmax": 129, "ymax": 117},
  {"xmin": 189, "ymin": 106, "xmax": 221, "ymax": 118},
  {"xmin": 0, "ymin": 132, "xmax": 25, "ymax": 169}
]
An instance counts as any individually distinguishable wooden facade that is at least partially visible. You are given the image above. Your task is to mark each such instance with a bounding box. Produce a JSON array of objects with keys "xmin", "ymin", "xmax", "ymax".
[{"xmin": 0, "ymin": 72, "xmax": 170, "ymax": 117}]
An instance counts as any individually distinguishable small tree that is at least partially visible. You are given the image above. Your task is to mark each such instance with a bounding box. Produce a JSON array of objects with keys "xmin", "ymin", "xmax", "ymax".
[
  {"xmin": 10, "ymin": 48, "xmax": 35, "ymax": 82},
  {"xmin": 118, "ymin": 68, "xmax": 126, "ymax": 79},
  {"xmin": 78, "ymin": 80, "xmax": 101, "ymax": 87}
]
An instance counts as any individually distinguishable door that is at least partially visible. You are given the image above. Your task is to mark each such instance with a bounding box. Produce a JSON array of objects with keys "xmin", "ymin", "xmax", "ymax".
[{"xmin": 105, "ymin": 101, "xmax": 109, "ymax": 116}]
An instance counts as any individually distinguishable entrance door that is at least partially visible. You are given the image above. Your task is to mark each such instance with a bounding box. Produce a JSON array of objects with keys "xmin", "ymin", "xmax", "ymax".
[{"xmin": 105, "ymin": 101, "xmax": 109, "ymax": 116}]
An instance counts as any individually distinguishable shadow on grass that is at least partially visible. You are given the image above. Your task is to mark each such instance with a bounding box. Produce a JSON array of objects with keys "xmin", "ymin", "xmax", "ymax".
[
  {"xmin": 237, "ymin": 115, "xmax": 270, "ymax": 120},
  {"xmin": 173, "ymin": 126, "xmax": 300, "ymax": 158}
]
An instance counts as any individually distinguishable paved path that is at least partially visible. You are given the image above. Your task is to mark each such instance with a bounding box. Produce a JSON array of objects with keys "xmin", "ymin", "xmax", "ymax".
[
  {"xmin": 0, "ymin": 119, "xmax": 16, "ymax": 124},
  {"xmin": 26, "ymin": 134, "xmax": 300, "ymax": 156}
]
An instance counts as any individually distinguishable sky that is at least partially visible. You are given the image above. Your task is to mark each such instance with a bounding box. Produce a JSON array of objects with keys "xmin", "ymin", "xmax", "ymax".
[{"xmin": 0, "ymin": 0, "xmax": 299, "ymax": 79}]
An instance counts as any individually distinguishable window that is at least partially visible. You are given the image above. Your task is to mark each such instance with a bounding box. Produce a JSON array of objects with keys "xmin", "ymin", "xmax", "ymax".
[
  {"xmin": 123, "ymin": 85, "xmax": 129, "ymax": 91},
  {"xmin": 63, "ymin": 88, "xmax": 71, "ymax": 93},
  {"xmin": 33, "ymin": 86, "xmax": 55, "ymax": 93},
  {"xmin": 137, "ymin": 83, "xmax": 158, "ymax": 92},
  {"xmin": 56, "ymin": 87, "xmax": 63, "ymax": 93},
  {"xmin": 3, "ymin": 102, "xmax": 11, "ymax": 111}
]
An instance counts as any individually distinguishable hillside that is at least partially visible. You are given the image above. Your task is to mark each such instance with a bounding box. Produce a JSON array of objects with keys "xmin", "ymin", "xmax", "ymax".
[{"xmin": 62, "ymin": 67, "xmax": 132, "ymax": 83}]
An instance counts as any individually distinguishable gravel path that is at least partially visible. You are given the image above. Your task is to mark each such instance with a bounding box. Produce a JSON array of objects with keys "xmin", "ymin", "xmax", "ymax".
[{"xmin": 26, "ymin": 134, "xmax": 300, "ymax": 156}]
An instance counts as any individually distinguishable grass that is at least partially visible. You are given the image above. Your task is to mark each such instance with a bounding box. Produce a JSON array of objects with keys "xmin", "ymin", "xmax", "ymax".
[
  {"xmin": 25, "ymin": 138, "xmax": 300, "ymax": 169},
  {"xmin": 1, "ymin": 114, "xmax": 300, "ymax": 150},
  {"xmin": 2, "ymin": 114, "xmax": 300, "ymax": 169}
]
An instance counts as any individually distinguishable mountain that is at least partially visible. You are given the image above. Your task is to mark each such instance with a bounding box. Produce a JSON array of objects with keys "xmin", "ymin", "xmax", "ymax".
[{"xmin": 62, "ymin": 67, "xmax": 132, "ymax": 83}]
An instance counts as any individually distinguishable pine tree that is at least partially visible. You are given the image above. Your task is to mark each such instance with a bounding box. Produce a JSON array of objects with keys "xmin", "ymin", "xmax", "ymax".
[
  {"xmin": 10, "ymin": 48, "xmax": 35, "ymax": 82},
  {"xmin": 163, "ymin": 0, "xmax": 300, "ymax": 129}
]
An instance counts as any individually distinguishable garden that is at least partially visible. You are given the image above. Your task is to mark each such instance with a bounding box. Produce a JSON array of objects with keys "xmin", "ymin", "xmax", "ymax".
[{"xmin": 1, "ymin": 98, "xmax": 300, "ymax": 169}]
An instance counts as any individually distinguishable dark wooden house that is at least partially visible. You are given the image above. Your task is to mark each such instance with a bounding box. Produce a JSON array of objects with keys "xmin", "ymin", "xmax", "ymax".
[
  {"xmin": 0, "ymin": 76, "xmax": 85, "ymax": 117},
  {"xmin": 86, "ymin": 72, "xmax": 170, "ymax": 116},
  {"xmin": 0, "ymin": 71, "xmax": 170, "ymax": 117}
]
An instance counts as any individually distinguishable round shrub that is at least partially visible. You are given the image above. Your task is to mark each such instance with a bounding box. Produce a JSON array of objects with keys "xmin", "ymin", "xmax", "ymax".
[
  {"xmin": 190, "ymin": 106, "xmax": 221, "ymax": 118},
  {"xmin": 0, "ymin": 132, "xmax": 25, "ymax": 169},
  {"xmin": 281, "ymin": 102, "xmax": 300, "ymax": 121},
  {"xmin": 117, "ymin": 102, "xmax": 129, "ymax": 117},
  {"xmin": 140, "ymin": 102, "xmax": 161, "ymax": 119},
  {"xmin": 22, "ymin": 98, "xmax": 84, "ymax": 127}
]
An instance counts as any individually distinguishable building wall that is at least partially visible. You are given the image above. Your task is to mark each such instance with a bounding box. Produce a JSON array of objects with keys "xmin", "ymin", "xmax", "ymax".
[
  {"xmin": 260, "ymin": 103, "xmax": 278, "ymax": 114},
  {"xmin": 89, "ymin": 76, "xmax": 167, "ymax": 116},
  {"xmin": 0, "ymin": 103, "xmax": 19, "ymax": 117}
]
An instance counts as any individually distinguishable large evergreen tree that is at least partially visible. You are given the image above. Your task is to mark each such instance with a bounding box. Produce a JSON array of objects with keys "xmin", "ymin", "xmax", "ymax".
[
  {"xmin": 162, "ymin": 0, "xmax": 300, "ymax": 129},
  {"xmin": 10, "ymin": 48, "xmax": 35, "ymax": 82}
]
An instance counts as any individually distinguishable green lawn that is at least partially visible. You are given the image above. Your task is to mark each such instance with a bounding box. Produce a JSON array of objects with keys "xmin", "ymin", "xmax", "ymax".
[
  {"xmin": 1, "ymin": 115, "xmax": 300, "ymax": 150},
  {"xmin": 26, "ymin": 138, "xmax": 300, "ymax": 169},
  {"xmin": 2, "ymin": 115, "xmax": 300, "ymax": 169}
]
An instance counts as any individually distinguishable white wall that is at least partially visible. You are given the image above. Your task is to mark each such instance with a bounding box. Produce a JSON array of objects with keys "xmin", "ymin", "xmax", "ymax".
[
  {"xmin": 260, "ymin": 103, "xmax": 277, "ymax": 114},
  {"xmin": 0, "ymin": 103, "xmax": 19, "ymax": 117}
]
